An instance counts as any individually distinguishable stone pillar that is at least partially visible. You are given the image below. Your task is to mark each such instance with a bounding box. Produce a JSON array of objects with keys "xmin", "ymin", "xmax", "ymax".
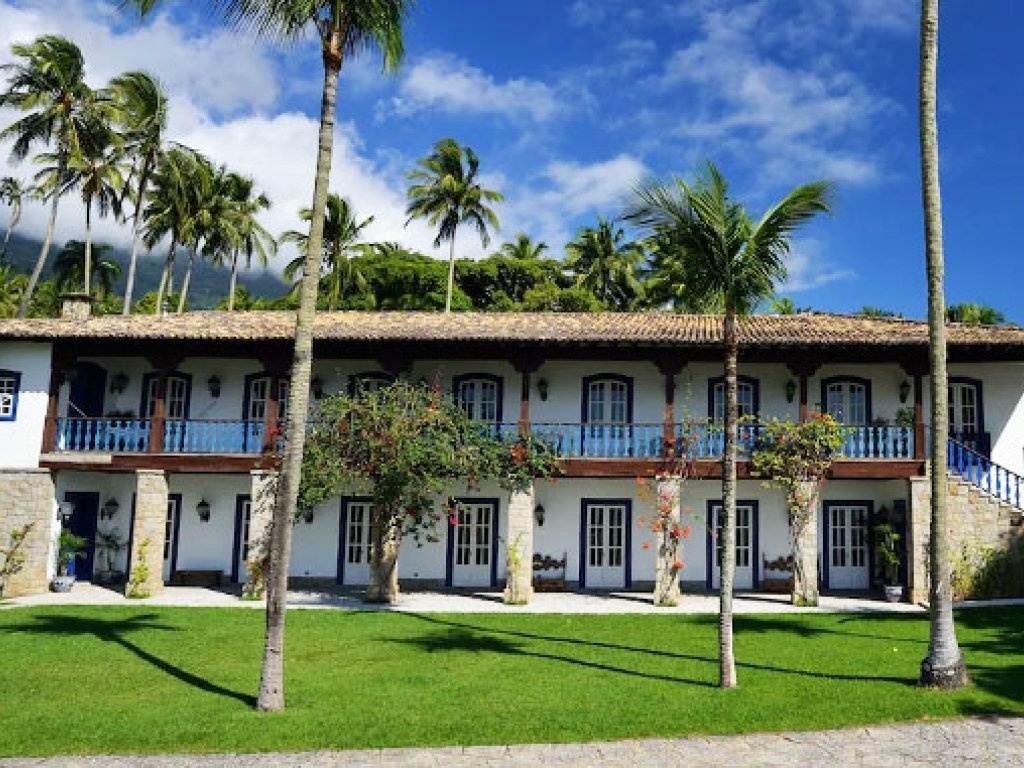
[
  {"xmin": 791, "ymin": 481, "xmax": 820, "ymax": 606},
  {"xmin": 653, "ymin": 476, "xmax": 682, "ymax": 607},
  {"xmin": 245, "ymin": 470, "xmax": 278, "ymax": 598},
  {"xmin": 503, "ymin": 485, "xmax": 535, "ymax": 604},
  {"xmin": 907, "ymin": 476, "xmax": 931, "ymax": 604},
  {"xmin": 127, "ymin": 470, "xmax": 168, "ymax": 597},
  {"xmin": 0, "ymin": 469, "xmax": 57, "ymax": 597}
]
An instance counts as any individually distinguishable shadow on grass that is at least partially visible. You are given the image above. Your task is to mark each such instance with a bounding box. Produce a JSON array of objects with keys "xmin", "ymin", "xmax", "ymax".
[
  {"xmin": 396, "ymin": 613, "xmax": 912, "ymax": 687},
  {"xmin": 13, "ymin": 613, "xmax": 257, "ymax": 707}
]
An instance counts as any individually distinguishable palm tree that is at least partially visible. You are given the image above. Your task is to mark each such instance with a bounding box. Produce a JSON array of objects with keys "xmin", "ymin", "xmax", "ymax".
[
  {"xmin": 918, "ymin": 0, "xmax": 967, "ymax": 690},
  {"xmin": 628, "ymin": 161, "xmax": 831, "ymax": 688},
  {"xmin": 141, "ymin": 145, "xmax": 190, "ymax": 312},
  {"xmin": 110, "ymin": 71, "xmax": 168, "ymax": 315},
  {"xmin": 212, "ymin": 173, "xmax": 275, "ymax": 311},
  {"xmin": 642, "ymin": 229, "xmax": 723, "ymax": 312},
  {"xmin": 61, "ymin": 113, "xmax": 127, "ymax": 295},
  {"xmin": 499, "ymin": 232, "xmax": 547, "ymax": 260},
  {"xmin": 53, "ymin": 240, "xmax": 121, "ymax": 296},
  {"xmin": 0, "ymin": 265, "xmax": 27, "ymax": 317},
  {"xmin": 176, "ymin": 155, "xmax": 219, "ymax": 313},
  {"xmin": 281, "ymin": 193, "xmax": 371, "ymax": 310},
  {"xmin": 566, "ymin": 217, "xmax": 646, "ymax": 310},
  {"xmin": 0, "ymin": 35, "xmax": 93, "ymax": 317},
  {"xmin": 126, "ymin": 0, "xmax": 412, "ymax": 713},
  {"xmin": 770, "ymin": 297, "xmax": 796, "ymax": 314},
  {"xmin": 405, "ymin": 137, "xmax": 503, "ymax": 312},
  {"xmin": 0, "ymin": 177, "xmax": 26, "ymax": 261}
]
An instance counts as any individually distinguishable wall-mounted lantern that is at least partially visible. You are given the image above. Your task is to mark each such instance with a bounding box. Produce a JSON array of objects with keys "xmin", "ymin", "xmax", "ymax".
[
  {"xmin": 534, "ymin": 504, "xmax": 546, "ymax": 527},
  {"xmin": 207, "ymin": 375, "xmax": 222, "ymax": 398},
  {"xmin": 311, "ymin": 375, "xmax": 324, "ymax": 400},
  {"xmin": 536, "ymin": 378, "xmax": 549, "ymax": 401},
  {"xmin": 109, "ymin": 372, "xmax": 129, "ymax": 395},
  {"xmin": 196, "ymin": 498, "xmax": 212, "ymax": 523},
  {"xmin": 302, "ymin": 509, "xmax": 315, "ymax": 524},
  {"xmin": 101, "ymin": 497, "xmax": 120, "ymax": 520},
  {"xmin": 57, "ymin": 500, "xmax": 75, "ymax": 524},
  {"xmin": 784, "ymin": 379, "xmax": 797, "ymax": 403},
  {"xmin": 899, "ymin": 380, "xmax": 911, "ymax": 404}
]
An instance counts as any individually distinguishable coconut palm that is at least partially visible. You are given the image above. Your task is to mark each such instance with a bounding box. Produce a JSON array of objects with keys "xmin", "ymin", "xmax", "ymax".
[
  {"xmin": 0, "ymin": 35, "xmax": 93, "ymax": 317},
  {"xmin": 141, "ymin": 145, "xmax": 193, "ymax": 312},
  {"xmin": 0, "ymin": 177, "xmax": 26, "ymax": 261},
  {"xmin": 0, "ymin": 265, "xmax": 27, "ymax": 317},
  {"xmin": 211, "ymin": 173, "xmax": 275, "ymax": 311},
  {"xmin": 499, "ymin": 232, "xmax": 547, "ymax": 260},
  {"xmin": 110, "ymin": 71, "xmax": 168, "ymax": 315},
  {"xmin": 126, "ymin": 0, "xmax": 412, "ymax": 713},
  {"xmin": 60, "ymin": 113, "xmax": 127, "ymax": 295},
  {"xmin": 566, "ymin": 217, "xmax": 646, "ymax": 310},
  {"xmin": 405, "ymin": 137, "xmax": 503, "ymax": 312},
  {"xmin": 280, "ymin": 193, "xmax": 371, "ymax": 310},
  {"xmin": 628, "ymin": 161, "xmax": 832, "ymax": 688},
  {"xmin": 175, "ymin": 155, "xmax": 220, "ymax": 313},
  {"xmin": 918, "ymin": 0, "xmax": 967, "ymax": 690},
  {"xmin": 53, "ymin": 240, "xmax": 121, "ymax": 297}
]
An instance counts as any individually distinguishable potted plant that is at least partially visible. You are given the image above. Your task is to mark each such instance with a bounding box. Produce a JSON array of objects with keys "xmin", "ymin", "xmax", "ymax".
[
  {"xmin": 51, "ymin": 531, "xmax": 88, "ymax": 592},
  {"xmin": 874, "ymin": 522, "xmax": 903, "ymax": 602},
  {"xmin": 93, "ymin": 528, "xmax": 126, "ymax": 585}
]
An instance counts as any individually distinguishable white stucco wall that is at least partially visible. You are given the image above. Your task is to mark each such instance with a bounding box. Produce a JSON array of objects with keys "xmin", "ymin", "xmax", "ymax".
[{"xmin": 0, "ymin": 342, "xmax": 51, "ymax": 469}]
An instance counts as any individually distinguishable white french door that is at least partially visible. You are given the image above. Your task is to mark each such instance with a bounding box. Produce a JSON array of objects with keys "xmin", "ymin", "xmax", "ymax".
[
  {"xmin": 340, "ymin": 499, "xmax": 373, "ymax": 585},
  {"xmin": 161, "ymin": 496, "xmax": 182, "ymax": 582},
  {"xmin": 233, "ymin": 497, "xmax": 252, "ymax": 583},
  {"xmin": 826, "ymin": 503, "xmax": 870, "ymax": 589},
  {"xmin": 709, "ymin": 502, "xmax": 756, "ymax": 589},
  {"xmin": 450, "ymin": 500, "xmax": 497, "ymax": 587},
  {"xmin": 582, "ymin": 501, "xmax": 629, "ymax": 589}
]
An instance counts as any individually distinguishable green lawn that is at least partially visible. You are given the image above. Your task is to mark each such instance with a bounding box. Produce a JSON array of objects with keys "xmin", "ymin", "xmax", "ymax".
[{"xmin": 0, "ymin": 605, "xmax": 1021, "ymax": 756}]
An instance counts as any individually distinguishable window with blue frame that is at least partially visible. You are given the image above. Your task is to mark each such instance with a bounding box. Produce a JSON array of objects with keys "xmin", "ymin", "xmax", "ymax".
[
  {"xmin": 822, "ymin": 376, "xmax": 871, "ymax": 425},
  {"xmin": 453, "ymin": 374, "xmax": 503, "ymax": 424},
  {"xmin": 0, "ymin": 370, "xmax": 21, "ymax": 421},
  {"xmin": 708, "ymin": 376, "xmax": 760, "ymax": 422}
]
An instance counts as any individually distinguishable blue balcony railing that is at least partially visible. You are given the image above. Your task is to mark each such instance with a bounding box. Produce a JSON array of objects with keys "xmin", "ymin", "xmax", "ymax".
[
  {"xmin": 55, "ymin": 418, "xmax": 151, "ymax": 453},
  {"xmin": 530, "ymin": 423, "xmax": 667, "ymax": 458},
  {"xmin": 164, "ymin": 420, "xmax": 265, "ymax": 454},
  {"xmin": 837, "ymin": 425, "xmax": 914, "ymax": 459},
  {"xmin": 948, "ymin": 437, "xmax": 1024, "ymax": 510}
]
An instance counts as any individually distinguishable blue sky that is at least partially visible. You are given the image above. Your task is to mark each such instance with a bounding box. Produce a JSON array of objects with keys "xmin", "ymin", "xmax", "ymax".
[{"xmin": 0, "ymin": 0, "xmax": 1021, "ymax": 322}]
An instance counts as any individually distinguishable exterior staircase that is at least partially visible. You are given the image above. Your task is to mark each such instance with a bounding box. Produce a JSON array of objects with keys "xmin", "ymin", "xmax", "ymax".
[{"xmin": 947, "ymin": 437, "xmax": 1024, "ymax": 512}]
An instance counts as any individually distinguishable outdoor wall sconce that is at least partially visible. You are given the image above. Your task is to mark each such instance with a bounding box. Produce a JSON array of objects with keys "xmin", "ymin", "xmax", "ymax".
[
  {"xmin": 536, "ymin": 378, "xmax": 549, "ymax": 401},
  {"xmin": 57, "ymin": 500, "xmax": 75, "ymax": 524},
  {"xmin": 784, "ymin": 379, "xmax": 797, "ymax": 403},
  {"xmin": 302, "ymin": 509, "xmax": 315, "ymax": 524},
  {"xmin": 311, "ymin": 375, "xmax": 324, "ymax": 400},
  {"xmin": 207, "ymin": 375, "xmax": 222, "ymax": 398},
  {"xmin": 101, "ymin": 497, "xmax": 120, "ymax": 520},
  {"xmin": 899, "ymin": 380, "xmax": 911, "ymax": 403},
  {"xmin": 109, "ymin": 372, "xmax": 128, "ymax": 395},
  {"xmin": 534, "ymin": 504, "xmax": 546, "ymax": 527},
  {"xmin": 196, "ymin": 498, "xmax": 212, "ymax": 523}
]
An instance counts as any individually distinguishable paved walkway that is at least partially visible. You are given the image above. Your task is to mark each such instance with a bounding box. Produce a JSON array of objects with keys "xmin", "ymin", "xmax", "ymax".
[{"xmin": 2, "ymin": 716, "xmax": 1023, "ymax": 766}]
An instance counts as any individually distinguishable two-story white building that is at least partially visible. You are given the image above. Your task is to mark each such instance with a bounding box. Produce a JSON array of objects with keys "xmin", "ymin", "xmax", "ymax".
[{"xmin": 1, "ymin": 309, "xmax": 1022, "ymax": 602}]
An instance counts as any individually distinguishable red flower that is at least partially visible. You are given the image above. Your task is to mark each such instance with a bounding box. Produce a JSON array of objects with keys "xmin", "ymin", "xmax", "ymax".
[
  {"xmin": 641, "ymin": 541, "xmax": 652, "ymax": 550},
  {"xmin": 673, "ymin": 559, "xmax": 685, "ymax": 571}
]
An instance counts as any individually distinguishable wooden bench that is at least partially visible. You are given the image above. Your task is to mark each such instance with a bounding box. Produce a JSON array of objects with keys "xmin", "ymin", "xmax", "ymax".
[{"xmin": 170, "ymin": 569, "xmax": 223, "ymax": 587}]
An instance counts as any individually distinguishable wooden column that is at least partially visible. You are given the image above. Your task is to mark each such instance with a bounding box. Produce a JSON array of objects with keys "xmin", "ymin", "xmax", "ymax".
[
  {"xmin": 145, "ymin": 355, "xmax": 182, "ymax": 454},
  {"xmin": 787, "ymin": 362, "xmax": 819, "ymax": 423},
  {"xmin": 655, "ymin": 356, "xmax": 686, "ymax": 454},
  {"xmin": 41, "ymin": 348, "xmax": 75, "ymax": 454},
  {"xmin": 260, "ymin": 355, "xmax": 290, "ymax": 455},
  {"xmin": 913, "ymin": 374, "xmax": 925, "ymax": 460},
  {"xmin": 512, "ymin": 353, "xmax": 544, "ymax": 434}
]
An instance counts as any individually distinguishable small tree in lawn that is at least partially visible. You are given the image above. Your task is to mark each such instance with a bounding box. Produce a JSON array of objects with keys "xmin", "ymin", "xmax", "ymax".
[
  {"xmin": 750, "ymin": 413, "xmax": 845, "ymax": 606},
  {"xmin": 298, "ymin": 380, "xmax": 558, "ymax": 603}
]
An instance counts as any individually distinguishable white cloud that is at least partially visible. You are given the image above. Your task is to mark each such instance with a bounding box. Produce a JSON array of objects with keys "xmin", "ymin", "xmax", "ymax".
[
  {"xmin": 383, "ymin": 54, "xmax": 565, "ymax": 124},
  {"xmin": 781, "ymin": 239, "xmax": 855, "ymax": 293}
]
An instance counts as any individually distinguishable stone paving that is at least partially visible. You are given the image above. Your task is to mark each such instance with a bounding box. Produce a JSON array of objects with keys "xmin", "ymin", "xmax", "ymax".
[
  {"xmin": 2, "ymin": 717, "xmax": 1024, "ymax": 767},
  {"xmin": 5, "ymin": 587, "xmax": 1024, "ymax": 766}
]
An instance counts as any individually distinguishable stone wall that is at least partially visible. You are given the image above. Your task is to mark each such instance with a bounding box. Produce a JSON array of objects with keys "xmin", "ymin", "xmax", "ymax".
[
  {"xmin": 503, "ymin": 486, "xmax": 534, "ymax": 604},
  {"xmin": 0, "ymin": 469, "xmax": 56, "ymax": 597},
  {"xmin": 128, "ymin": 470, "xmax": 168, "ymax": 597},
  {"xmin": 908, "ymin": 474, "xmax": 1024, "ymax": 603}
]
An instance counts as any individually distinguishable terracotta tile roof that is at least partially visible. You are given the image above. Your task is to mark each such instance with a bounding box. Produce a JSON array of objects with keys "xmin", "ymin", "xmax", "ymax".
[{"xmin": 0, "ymin": 311, "xmax": 1022, "ymax": 351}]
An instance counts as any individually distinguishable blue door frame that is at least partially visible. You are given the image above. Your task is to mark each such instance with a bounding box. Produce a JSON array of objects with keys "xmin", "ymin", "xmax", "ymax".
[{"xmin": 63, "ymin": 491, "xmax": 99, "ymax": 580}]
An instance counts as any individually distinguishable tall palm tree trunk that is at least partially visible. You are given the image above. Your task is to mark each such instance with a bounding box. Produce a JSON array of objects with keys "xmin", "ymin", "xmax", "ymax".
[
  {"xmin": 123, "ymin": 179, "xmax": 149, "ymax": 315},
  {"xmin": 177, "ymin": 246, "xmax": 196, "ymax": 313},
  {"xmin": 445, "ymin": 234, "xmax": 457, "ymax": 312},
  {"xmin": 257, "ymin": 34, "xmax": 342, "ymax": 713},
  {"xmin": 228, "ymin": 251, "xmax": 239, "ymax": 311},
  {"xmin": 83, "ymin": 201, "xmax": 93, "ymax": 297},
  {"xmin": 719, "ymin": 309, "xmax": 738, "ymax": 688},
  {"xmin": 17, "ymin": 190, "xmax": 60, "ymax": 318},
  {"xmin": 154, "ymin": 242, "xmax": 175, "ymax": 315},
  {"xmin": 0, "ymin": 203, "xmax": 18, "ymax": 260},
  {"xmin": 919, "ymin": 0, "xmax": 967, "ymax": 690}
]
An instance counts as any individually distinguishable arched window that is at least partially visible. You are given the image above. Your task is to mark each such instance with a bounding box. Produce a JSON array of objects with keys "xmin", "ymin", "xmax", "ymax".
[
  {"xmin": 581, "ymin": 374, "xmax": 633, "ymax": 424},
  {"xmin": 140, "ymin": 372, "xmax": 191, "ymax": 420},
  {"xmin": 453, "ymin": 373, "xmax": 503, "ymax": 424},
  {"xmin": 708, "ymin": 375, "xmax": 760, "ymax": 422},
  {"xmin": 243, "ymin": 373, "xmax": 289, "ymax": 422}
]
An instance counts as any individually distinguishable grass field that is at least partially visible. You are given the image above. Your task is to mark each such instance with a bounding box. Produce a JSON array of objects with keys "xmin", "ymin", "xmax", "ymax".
[{"xmin": 0, "ymin": 605, "xmax": 1021, "ymax": 756}]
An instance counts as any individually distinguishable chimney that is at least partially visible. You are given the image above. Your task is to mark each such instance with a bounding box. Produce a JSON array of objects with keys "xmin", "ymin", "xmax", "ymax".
[{"xmin": 60, "ymin": 293, "xmax": 93, "ymax": 321}]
